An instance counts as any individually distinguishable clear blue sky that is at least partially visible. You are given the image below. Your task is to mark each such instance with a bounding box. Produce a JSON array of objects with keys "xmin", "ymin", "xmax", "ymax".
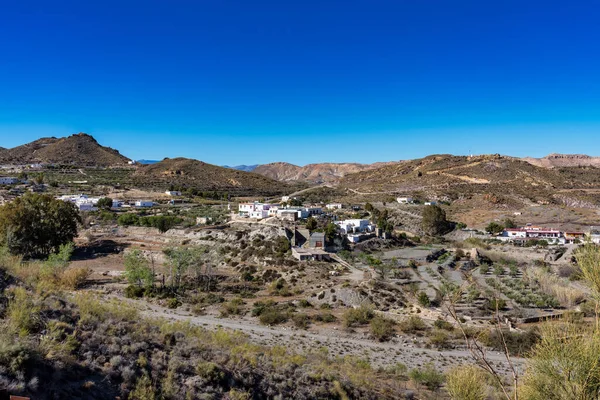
[{"xmin": 1, "ymin": 0, "xmax": 599, "ymax": 165}]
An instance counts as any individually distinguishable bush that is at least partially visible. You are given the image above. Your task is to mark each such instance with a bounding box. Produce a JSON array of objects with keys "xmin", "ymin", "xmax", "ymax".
[
  {"xmin": 433, "ymin": 318, "xmax": 454, "ymax": 331},
  {"xmin": 117, "ymin": 213, "xmax": 140, "ymax": 227},
  {"xmin": 417, "ymin": 292, "xmax": 431, "ymax": 307},
  {"xmin": 446, "ymin": 365, "xmax": 487, "ymax": 400},
  {"xmin": 220, "ymin": 298, "xmax": 245, "ymax": 317},
  {"xmin": 369, "ymin": 315, "xmax": 396, "ymax": 341},
  {"xmin": 314, "ymin": 312, "xmax": 336, "ymax": 323},
  {"xmin": 6, "ymin": 287, "xmax": 41, "ymax": 336},
  {"xmin": 343, "ymin": 305, "xmax": 375, "ymax": 328},
  {"xmin": 292, "ymin": 313, "xmax": 311, "ymax": 329},
  {"xmin": 259, "ymin": 308, "xmax": 289, "ymax": 325},
  {"xmin": 400, "ymin": 316, "xmax": 427, "ymax": 334},
  {"xmin": 428, "ymin": 329, "xmax": 451, "ymax": 349},
  {"xmin": 60, "ymin": 267, "xmax": 91, "ymax": 289},
  {"xmin": 409, "ymin": 363, "xmax": 445, "ymax": 390},
  {"xmin": 125, "ymin": 285, "xmax": 145, "ymax": 298},
  {"xmin": 166, "ymin": 298, "xmax": 180, "ymax": 309}
]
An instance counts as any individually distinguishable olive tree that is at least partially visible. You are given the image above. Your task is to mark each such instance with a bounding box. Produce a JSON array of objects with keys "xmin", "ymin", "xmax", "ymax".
[{"xmin": 0, "ymin": 193, "xmax": 81, "ymax": 258}]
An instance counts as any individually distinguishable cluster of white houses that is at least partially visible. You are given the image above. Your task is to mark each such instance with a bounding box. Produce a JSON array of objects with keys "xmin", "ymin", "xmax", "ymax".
[
  {"xmin": 334, "ymin": 219, "xmax": 377, "ymax": 243},
  {"xmin": 238, "ymin": 202, "xmax": 323, "ymax": 220},
  {"xmin": 499, "ymin": 225, "xmax": 600, "ymax": 245},
  {"xmin": 58, "ymin": 194, "xmax": 155, "ymax": 211}
]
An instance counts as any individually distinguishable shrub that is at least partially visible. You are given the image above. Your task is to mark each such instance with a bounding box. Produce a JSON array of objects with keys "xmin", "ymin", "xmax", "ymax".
[
  {"xmin": 6, "ymin": 287, "xmax": 41, "ymax": 336},
  {"xmin": 125, "ymin": 285, "xmax": 145, "ymax": 298},
  {"xmin": 292, "ymin": 313, "xmax": 311, "ymax": 329},
  {"xmin": 259, "ymin": 308, "xmax": 289, "ymax": 325},
  {"xmin": 428, "ymin": 329, "xmax": 451, "ymax": 349},
  {"xmin": 369, "ymin": 315, "xmax": 396, "ymax": 341},
  {"xmin": 314, "ymin": 312, "xmax": 336, "ymax": 323},
  {"xmin": 220, "ymin": 298, "xmax": 245, "ymax": 317},
  {"xmin": 446, "ymin": 365, "xmax": 487, "ymax": 400},
  {"xmin": 433, "ymin": 318, "xmax": 454, "ymax": 331},
  {"xmin": 343, "ymin": 305, "xmax": 375, "ymax": 328},
  {"xmin": 117, "ymin": 213, "xmax": 140, "ymax": 227},
  {"xmin": 417, "ymin": 292, "xmax": 431, "ymax": 307},
  {"xmin": 409, "ymin": 363, "xmax": 445, "ymax": 390},
  {"xmin": 400, "ymin": 316, "xmax": 427, "ymax": 334},
  {"xmin": 166, "ymin": 298, "xmax": 180, "ymax": 309},
  {"xmin": 60, "ymin": 267, "xmax": 91, "ymax": 289}
]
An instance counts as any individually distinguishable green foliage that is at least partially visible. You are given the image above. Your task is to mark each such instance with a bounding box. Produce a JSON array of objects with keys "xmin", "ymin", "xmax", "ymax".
[
  {"xmin": 343, "ymin": 304, "xmax": 375, "ymax": 328},
  {"xmin": 417, "ymin": 292, "xmax": 431, "ymax": 307},
  {"xmin": 96, "ymin": 197, "xmax": 113, "ymax": 210},
  {"xmin": 124, "ymin": 250, "xmax": 154, "ymax": 288},
  {"xmin": 220, "ymin": 298, "xmax": 245, "ymax": 317},
  {"xmin": 0, "ymin": 193, "xmax": 81, "ymax": 258},
  {"xmin": 446, "ymin": 365, "xmax": 487, "ymax": 400},
  {"xmin": 486, "ymin": 222, "xmax": 504, "ymax": 234},
  {"xmin": 409, "ymin": 363, "xmax": 445, "ymax": 390},
  {"xmin": 324, "ymin": 222, "xmax": 338, "ymax": 242},
  {"xmin": 503, "ymin": 218, "xmax": 517, "ymax": 229},
  {"xmin": 369, "ymin": 315, "xmax": 396, "ymax": 341},
  {"xmin": 305, "ymin": 216, "xmax": 318, "ymax": 231},
  {"xmin": 6, "ymin": 287, "xmax": 41, "ymax": 336},
  {"xmin": 118, "ymin": 213, "xmax": 140, "ymax": 226},
  {"xmin": 400, "ymin": 316, "xmax": 427, "ymax": 334},
  {"xmin": 421, "ymin": 205, "xmax": 450, "ymax": 236}
]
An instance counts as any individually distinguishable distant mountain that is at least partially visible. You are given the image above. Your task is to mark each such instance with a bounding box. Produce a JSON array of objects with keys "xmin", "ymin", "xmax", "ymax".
[
  {"xmin": 253, "ymin": 161, "xmax": 398, "ymax": 184},
  {"xmin": 0, "ymin": 133, "xmax": 130, "ymax": 166},
  {"xmin": 137, "ymin": 159, "xmax": 160, "ymax": 165},
  {"xmin": 133, "ymin": 157, "xmax": 287, "ymax": 196},
  {"xmin": 522, "ymin": 153, "xmax": 600, "ymax": 168},
  {"xmin": 223, "ymin": 164, "xmax": 259, "ymax": 172}
]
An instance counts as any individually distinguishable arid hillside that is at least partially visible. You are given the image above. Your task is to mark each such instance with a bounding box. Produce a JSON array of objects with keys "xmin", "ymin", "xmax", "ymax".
[
  {"xmin": 0, "ymin": 133, "xmax": 130, "ymax": 166},
  {"xmin": 133, "ymin": 157, "xmax": 289, "ymax": 196},
  {"xmin": 254, "ymin": 161, "xmax": 399, "ymax": 184},
  {"xmin": 339, "ymin": 154, "xmax": 600, "ymax": 208},
  {"xmin": 523, "ymin": 153, "xmax": 600, "ymax": 168}
]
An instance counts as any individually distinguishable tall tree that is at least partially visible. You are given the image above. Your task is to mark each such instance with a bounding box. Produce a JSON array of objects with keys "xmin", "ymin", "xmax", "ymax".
[
  {"xmin": 0, "ymin": 193, "xmax": 81, "ymax": 258},
  {"xmin": 421, "ymin": 205, "xmax": 450, "ymax": 236}
]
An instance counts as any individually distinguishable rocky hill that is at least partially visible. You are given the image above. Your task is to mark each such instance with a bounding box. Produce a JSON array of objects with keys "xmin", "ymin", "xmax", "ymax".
[
  {"xmin": 253, "ymin": 161, "xmax": 398, "ymax": 184},
  {"xmin": 133, "ymin": 157, "xmax": 288, "ymax": 196},
  {"xmin": 339, "ymin": 154, "xmax": 600, "ymax": 208},
  {"xmin": 0, "ymin": 133, "xmax": 130, "ymax": 166},
  {"xmin": 523, "ymin": 153, "xmax": 600, "ymax": 168}
]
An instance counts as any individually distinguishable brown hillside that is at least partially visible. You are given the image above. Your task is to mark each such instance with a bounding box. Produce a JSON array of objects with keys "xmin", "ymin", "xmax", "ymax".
[
  {"xmin": 133, "ymin": 157, "xmax": 288, "ymax": 196},
  {"xmin": 254, "ymin": 161, "xmax": 399, "ymax": 184},
  {"xmin": 0, "ymin": 133, "xmax": 130, "ymax": 166},
  {"xmin": 523, "ymin": 153, "xmax": 600, "ymax": 168},
  {"xmin": 340, "ymin": 154, "xmax": 600, "ymax": 208}
]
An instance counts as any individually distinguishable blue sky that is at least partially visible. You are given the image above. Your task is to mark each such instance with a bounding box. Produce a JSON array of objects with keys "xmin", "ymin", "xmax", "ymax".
[{"xmin": 1, "ymin": 0, "xmax": 599, "ymax": 165}]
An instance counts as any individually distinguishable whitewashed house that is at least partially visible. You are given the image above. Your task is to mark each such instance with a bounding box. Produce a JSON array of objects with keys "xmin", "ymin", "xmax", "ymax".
[
  {"xmin": 396, "ymin": 196, "xmax": 413, "ymax": 204},
  {"xmin": 135, "ymin": 200, "xmax": 154, "ymax": 207},
  {"xmin": 326, "ymin": 203, "xmax": 343, "ymax": 210},
  {"xmin": 165, "ymin": 190, "xmax": 182, "ymax": 196}
]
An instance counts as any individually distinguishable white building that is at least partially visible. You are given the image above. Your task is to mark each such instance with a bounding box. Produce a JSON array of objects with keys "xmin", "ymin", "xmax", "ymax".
[
  {"xmin": 135, "ymin": 200, "xmax": 154, "ymax": 207},
  {"xmin": 335, "ymin": 219, "xmax": 374, "ymax": 234},
  {"xmin": 0, "ymin": 177, "xmax": 19, "ymax": 185},
  {"xmin": 424, "ymin": 201, "xmax": 437, "ymax": 206},
  {"xmin": 303, "ymin": 206, "xmax": 323, "ymax": 216},
  {"xmin": 396, "ymin": 196, "xmax": 414, "ymax": 204},
  {"xmin": 239, "ymin": 202, "xmax": 277, "ymax": 218},
  {"xmin": 165, "ymin": 190, "xmax": 182, "ymax": 196},
  {"xmin": 326, "ymin": 203, "xmax": 343, "ymax": 210}
]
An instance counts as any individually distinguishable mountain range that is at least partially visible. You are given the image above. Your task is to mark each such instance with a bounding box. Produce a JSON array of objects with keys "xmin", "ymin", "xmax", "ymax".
[{"xmin": 3, "ymin": 134, "xmax": 600, "ymax": 204}]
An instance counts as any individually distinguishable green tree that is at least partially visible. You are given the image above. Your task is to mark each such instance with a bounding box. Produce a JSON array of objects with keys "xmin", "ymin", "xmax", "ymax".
[
  {"xmin": 418, "ymin": 292, "xmax": 431, "ymax": 307},
  {"xmin": 305, "ymin": 216, "xmax": 318, "ymax": 232},
  {"xmin": 124, "ymin": 250, "xmax": 153, "ymax": 288},
  {"xmin": 96, "ymin": 197, "xmax": 113, "ymax": 210},
  {"xmin": 324, "ymin": 222, "xmax": 338, "ymax": 242},
  {"xmin": 421, "ymin": 205, "xmax": 450, "ymax": 236},
  {"xmin": 503, "ymin": 218, "xmax": 517, "ymax": 229},
  {"xmin": 118, "ymin": 213, "xmax": 140, "ymax": 226},
  {"xmin": 365, "ymin": 202, "xmax": 374, "ymax": 212},
  {"xmin": 0, "ymin": 193, "xmax": 81, "ymax": 258},
  {"xmin": 486, "ymin": 222, "xmax": 504, "ymax": 234}
]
